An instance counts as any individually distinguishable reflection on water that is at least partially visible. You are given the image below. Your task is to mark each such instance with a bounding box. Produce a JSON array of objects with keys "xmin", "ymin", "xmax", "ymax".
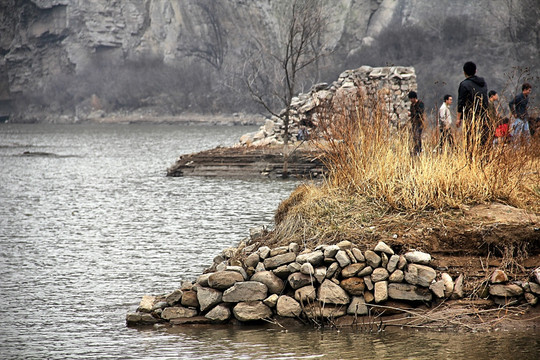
[{"xmin": 0, "ymin": 123, "xmax": 538, "ymax": 359}]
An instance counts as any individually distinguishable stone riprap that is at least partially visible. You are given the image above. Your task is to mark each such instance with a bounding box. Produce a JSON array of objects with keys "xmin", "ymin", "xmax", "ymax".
[
  {"xmin": 126, "ymin": 238, "xmax": 539, "ymax": 327},
  {"xmin": 238, "ymin": 66, "xmax": 417, "ymax": 147}
]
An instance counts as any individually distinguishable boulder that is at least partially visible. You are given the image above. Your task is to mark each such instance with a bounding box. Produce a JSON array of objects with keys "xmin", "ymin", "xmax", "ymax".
[
  {"xmin": 429, "ymin": 280, "xmax": 446, "ymax": 298},
  {"xmin": 222, "ymin": 281, "xmax": 268, "ymax": 302},
  {"xmin": 205, "ymin": 304, "xmax": 231, "ymax": 322},
  {"xmin": 276, "ymin": 295, "xmax": 302, "ymax": 317},
  {"xmin": 318, "ymin": 279, "xmax": 350, "ymax": 305},
  {"xmin": 347, "ymin": 296, "xmax": 368, "ymax": 315},
  {"xmin": 165, "ymin": 289, "xmax": 183, "ymax": 306},
  {"xmin": 532, "ymin": 267, "xmax": 540, "ymax": 284},
  {"xmin": 208, "ymin": 271, "xmax": 245, "ymax": 290},
  {"xmin": 287, "ymin": 262, "xmax": 302, "ymax": 273},
  {"xmin": 245, "ymin": 252, "xmax": 260, "ymax": 268},
  {"xmin": 303, "ymin": 303, "xmax": 347, "ymax": 318},
  {"xmin": 255, "ymin": 262, "xmax": 266, "ymax": 272},
  {"xmin": 352, "ymin": 248, "xmax": 365, "ymax": 262},
  {"xmin": 233, "ymin": 301, "xmax": 273, "ymax": 321},
  {"xmin": 336, "ymin": 240, "xmax": 353, "ymax": 250},
  {"xmin": 263, "ymin": 252, "xmax": 297, "ymax": 269},
  {"xmin": 452, "ymin": 274, "xmax": 464, "ymax": 299},
  {"xmin": 387, "ymin": 255, "xmax": 400, "ymax": 273},
  {"xmin": 335, "ymin": 250, "xmax": 351, "ymax": 267},
  {"xmin": 289, "ymin": 242, "xmax": 300, "ymax": 253},
  {"xmin": 389, "ymin": 269, "xmax": 404, "ymax": 283},
  {"xmin": 364, "ymin": 276, "xmax": 374, "ymax": 291},
  {"xmin": 326, "ymin": 262, "xmax": 340, "ymax": 278},
  {"xmin": 161, "ymin": 306, "xmax": 199, "ymax": 320},
  {"xmin": 397, "ymin": 255, "xmax": 407, "ymax": 269},
  {"xmin": 341, "ymin": 263, "xmax": 366, "ymax": 278},
  {"xmin": 180, "ymin": 290, "xmax": 199, "ymax": 308},
  {"xmin": 530, "ymin": 282, "xmax": 540, "ymax": 295},
  {"xmin": 300, "ymin": 262, "xmax": 315, "ymax": 275},
  {"xmin": 196, "ymin": 273, "xmax": 212, "ymax": 287},
  {"xmin": 263, "ymin": 294, "xmax": 279, "ymax": 307},
  {"xmin": 270, "ymin": 246, "xmax": 289, "ymax": 257},
  {"xmin": 371, "ymin": 268, "xmax": 389, "ymax": 282},
  {"xmin": 364, "ymin": 250, "xmax": 381, "ymax": 268},
  {"xmin": 490, "ymin": 269, "xmax": 508, "ymax": 284},
  {"xmin": 346, "ymin": 249, "xmax": 357, "ymax": 264},
  {"xmin": 273, "ymin": 264, "xmax": 292, "ymax": 279},
  {"xmin": 404, "ymin": 251, "xmax": 431, "ymax": 265},
  {"xmin": 381, "ymin": 253, "xmax": 389, "ymax": 268},
  {"xmin": 138, "ymin": 295, "xmax": 158, "ymax": 313},
  {"xmin": 441, "ymin": 272, "xmax": 454, "ymax": 296},
  {"xmin": 126, "ymin": 313, "xmax": 142, "ymax": 325},
  {"xmin": 324, "ymin": 245, "xmax": 340, "ymax": 258},
  {"xmin": 489, "ymin": 284, "xmax": 524, "ymax": 297},
  {"xmin": 288, "ymin": 272, "xmax": 313, "ymax": 289},
  {"xmin": 197, "ymin": 287, "xmax": 223, "ymax": 312},
  {"xmin": 374, "ymin": 281, "xmax": 388, "ymax": 303},
  {"xmin": 314, "ymin": 267, "xmax": 327, "ymax": 283},
  {"xmin": 374, "ymin": 241, "xmax": 394, "ymax": 255},
  {"xmin": 258, "ymin": 246, "xmax": 271, "ymax": 259},
  {"xmin": 358, "ymin": 266, "xmax": 373, "ymax": 277},
  {"xmin": 340, "ymin": 277, "xmax": 365, "ymax": 296},
  {"xmin": 250, "ymin": 271, "xmax": 285, "ymax": 294},
  {"xmin": 388, "ymin": 283, "xmax": 432, "ymax": 302},
  {"xmin": 404, "ymin": 264, "xmax": 436, "ymax": 287},
  {"xmin": 295, "ymin": 285, "xmax": 317, "ymax": 303},
  {"xmin": 226, "ymin": 266, "xmax": 248, "ymax": 280},
  {"xmin": 296, "ymin": 250, "xmax": 324, "ymax": 266}
]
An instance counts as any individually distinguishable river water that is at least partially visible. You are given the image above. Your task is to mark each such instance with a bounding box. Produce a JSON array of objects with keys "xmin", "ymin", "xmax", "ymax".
[{"xmin": 0, "ymin": 123, "xmax": 538, "ymax": 359}]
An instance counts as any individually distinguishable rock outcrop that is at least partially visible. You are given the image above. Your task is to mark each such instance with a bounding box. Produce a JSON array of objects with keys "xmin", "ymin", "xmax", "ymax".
[{"xmin": 1, "ymin": 0, "xmax": 528, "ymax": 121}]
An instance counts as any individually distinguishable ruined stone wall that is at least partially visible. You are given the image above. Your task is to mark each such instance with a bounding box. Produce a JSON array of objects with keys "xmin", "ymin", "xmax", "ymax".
[
  {"xmin": 127, "ymin": 237, "xmax": 540, "ymax": 327},
  {"xmin": 239, "ymin": 66, "xmax": 417, "ymax": 147}
]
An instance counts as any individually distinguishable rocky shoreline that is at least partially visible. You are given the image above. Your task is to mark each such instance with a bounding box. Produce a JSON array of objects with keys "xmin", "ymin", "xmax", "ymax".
[{"xmin": 126, "ymin": 233, "xmax": 540, "ymax": 332}]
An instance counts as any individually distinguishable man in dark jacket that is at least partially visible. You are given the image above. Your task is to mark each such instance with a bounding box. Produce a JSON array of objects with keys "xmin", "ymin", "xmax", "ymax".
[
  {"xmin": 456, "ymin": 61, "xmax": 490, "ymax": 155},
  {"xmin": 408, "ymin": 91, "xmax": 425, "ymax": 156},
  {"xmin": 509, "ymin": 82, "xmax": 532, "ymax": 139}
]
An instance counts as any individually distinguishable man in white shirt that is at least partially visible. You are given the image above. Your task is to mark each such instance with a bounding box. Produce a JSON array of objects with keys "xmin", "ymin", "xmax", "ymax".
[{"xmin": 438, "ymin": 94, "xmax": 454, "ymax": 150}]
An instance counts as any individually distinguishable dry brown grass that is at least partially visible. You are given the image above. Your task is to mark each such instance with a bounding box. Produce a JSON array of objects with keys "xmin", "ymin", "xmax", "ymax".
[{"xmin": 269, "ymin": 89, "xmax": 539, "ymax": 249}]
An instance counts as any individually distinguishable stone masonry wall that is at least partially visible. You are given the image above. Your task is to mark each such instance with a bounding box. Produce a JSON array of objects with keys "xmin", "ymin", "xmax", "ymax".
[
  {"xmin": 238, "ymin": 66, "xmax": 417, "ymax": 147},
  {"xmin": 125, "ymin": 234, "xmax": 540, "ymax": 327}
]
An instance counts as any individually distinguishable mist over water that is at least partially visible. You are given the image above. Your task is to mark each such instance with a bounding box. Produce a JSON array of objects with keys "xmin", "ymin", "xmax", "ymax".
[{"xmin": 0, "ymin": 123, "xmax": 538, "ymax": 359}]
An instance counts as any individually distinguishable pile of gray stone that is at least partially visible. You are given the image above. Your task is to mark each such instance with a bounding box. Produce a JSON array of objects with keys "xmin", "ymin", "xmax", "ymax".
[
  {"xmin": 127, "ymin": 239, "xmax": 478, "ymax": 326},
  {"xmin": 238, "ymin": 66, "xmax": 417, "ymax": 147},
  {"xmin": 488, "ymin": 268, "xmax": 540, "ymax": 306}
]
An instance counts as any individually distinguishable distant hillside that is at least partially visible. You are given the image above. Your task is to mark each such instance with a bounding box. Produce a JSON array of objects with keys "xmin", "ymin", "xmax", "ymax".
[{"xmin": 1, "ymin": 0, "xmax": 538, "ymax": 122}]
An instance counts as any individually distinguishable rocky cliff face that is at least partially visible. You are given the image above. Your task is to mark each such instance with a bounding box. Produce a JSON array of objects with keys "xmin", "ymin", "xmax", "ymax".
[{"xmin": 1, "ymin": 0, "xmax": 537, "ymax": 121}]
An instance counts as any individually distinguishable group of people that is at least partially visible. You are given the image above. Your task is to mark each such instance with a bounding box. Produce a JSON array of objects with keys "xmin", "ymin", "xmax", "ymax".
[{"xmin": 408, "ymin": 61, "xmax": 535, "ymax": 156}]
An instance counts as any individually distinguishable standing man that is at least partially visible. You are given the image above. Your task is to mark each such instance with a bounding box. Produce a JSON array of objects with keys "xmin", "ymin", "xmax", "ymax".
[
  {"xmin": 456, "ymin": 61, "xmax": 489, "ymax": 154},
  {"xmin": 488, "ymin": 90, "xmax": 501, "ymax": 126},
  {"xmin": 509, "ymin": 83, "xmax": 532, "ymax": 139},
  {"xmin": 438, "ymin": 94, "xmax": 454, "ymax": 149},
  {"xmin": 408, "ymin": 91, "xmax": 425, "ymax": 156}
]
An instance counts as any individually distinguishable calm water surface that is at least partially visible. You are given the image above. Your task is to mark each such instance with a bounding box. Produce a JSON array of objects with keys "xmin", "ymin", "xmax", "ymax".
[{"xmin": 0, "ymin": 123, "xmax": 538, "ymax": 359}]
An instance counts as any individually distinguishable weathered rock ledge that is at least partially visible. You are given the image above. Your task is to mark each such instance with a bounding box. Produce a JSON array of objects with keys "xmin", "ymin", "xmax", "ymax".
[
  {"xmin": 126, "ymin": 236, "xmax": 540, "ymax": 332},
  {"xmin": 166, "ymin": 145, "xmax": 326, "ymax": 179}
]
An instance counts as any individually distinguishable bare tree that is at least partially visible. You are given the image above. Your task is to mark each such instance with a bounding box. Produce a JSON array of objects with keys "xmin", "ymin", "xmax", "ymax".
[
  {"xmin": 180, "ymin": 0, "xmax": 227, "ymax": 70},
  {"xmin": 243, "ymin": 0, "xmax": 327, "ymax": 178},
  {"xmin": 488, "ymin": 0, "xmax": 540, "ymax": 61},
  {"xmin": 245, "ymin": 0, "xmax": 327, "ymax": 144}
]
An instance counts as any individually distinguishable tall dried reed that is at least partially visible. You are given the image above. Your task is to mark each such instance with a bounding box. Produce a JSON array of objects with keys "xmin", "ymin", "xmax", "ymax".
[
  {"xmin": 317, "ymin": 89, "xmax": 538, "ymax": 211},
  {"xmin": 270, "ymin": 88, "xmax": 539, "ymax": 247}
]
